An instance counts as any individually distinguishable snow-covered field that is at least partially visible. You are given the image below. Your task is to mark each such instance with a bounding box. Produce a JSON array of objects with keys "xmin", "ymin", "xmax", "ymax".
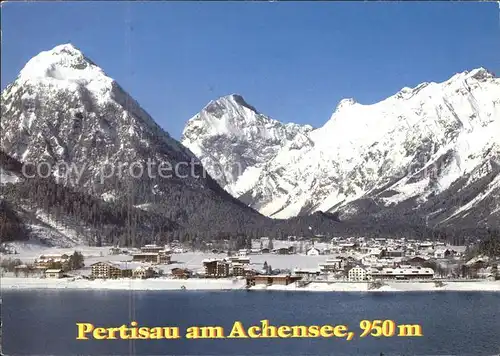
[
  {"xmin": 1, "ymin": 277, "xmax": 499, "ymax": 292},
  {"xmin": 259, "ymin": 280, "xmax": 500, "ymax": 292},
  {"xmin": 0, "ymin": 277, "xmax": 246, "ymax": 291}
]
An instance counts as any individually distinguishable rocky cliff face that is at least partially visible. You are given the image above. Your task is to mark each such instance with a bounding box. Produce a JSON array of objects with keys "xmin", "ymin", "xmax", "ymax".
[{"xmin": 182, "ymin": 94, "xmax": 312, "ymax": 196}]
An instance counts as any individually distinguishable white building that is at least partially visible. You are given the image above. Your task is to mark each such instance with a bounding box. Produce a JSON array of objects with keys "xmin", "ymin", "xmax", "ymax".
[
  {"xmin": 306, "ymin": 247, "xmax": 320, "ymax": 256},
  {"xmin": 35, "ymin": 253, "xmax": 70, "ymax": 268},
  {"xmin": 361, "ymin": 254, "xmax": 400, "ymax": 268},
  {"xmin": 348, "ymin": 266, "xmax": 368, "ymax": 281},
  {"xmin": 44, "ymin": 269, "xmax": 64, "ymax": 279},
  {"xmin": 369, "ymin": 266, "xmax": 434, "ymax": 280},
  {"xmin": 133, "ymin": 266, "xmax": 155, "ymax": 279}
]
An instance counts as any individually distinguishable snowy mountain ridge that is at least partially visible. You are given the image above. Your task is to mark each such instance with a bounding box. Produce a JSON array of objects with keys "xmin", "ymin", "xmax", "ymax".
[
  {"xmin": 182, "ymin": 68, "xmax": 500, "ymax": 230},
  {"xmin": 182, "ymin": 94, "xmax": 313, "ymax": 196},
  {"xmin": 6, "ymin": 44, "xmax": 190, "ymax": 160},
  {"xmin": 2, "ymin": 43, "xmax": 361, "ymax": 247}
]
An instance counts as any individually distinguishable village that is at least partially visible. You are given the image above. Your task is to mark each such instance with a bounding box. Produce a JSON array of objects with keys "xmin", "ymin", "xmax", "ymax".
[{"xmin": 1, "ymin": 235, "xmax": 499, "ymax": 291}]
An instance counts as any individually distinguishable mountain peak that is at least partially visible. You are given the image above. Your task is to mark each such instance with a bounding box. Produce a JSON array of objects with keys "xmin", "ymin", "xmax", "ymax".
[
  {"xmin": 467, "ymin": 67, "xmax": 495, "ymax": 80},
  {"xmin": 335, "ymin": 98, "xmax": 357, "ymax": 111},
  {"xmin": 182, "ymin": 93, "xmax": 314, "ymax": 195},
  {"xmin": 227, "ymin": 93, "xmax": 257, "ymax": 109},
  {"xmin": 49, "ymin": 43, "xmax": 85, "ymax": 56},
  {"xmin": 202, "ymin": 94, "xmax": 259, "ymax": 118},
  {"xmin": 447, "ymin": 67, "xmax": 496, "ymax": 83},
  {"xmin": 17, "ymin": 43, "xmax": 105, "ymax": 86}
]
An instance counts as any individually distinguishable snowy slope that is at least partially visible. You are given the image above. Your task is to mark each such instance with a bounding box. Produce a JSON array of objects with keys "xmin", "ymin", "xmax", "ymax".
[
  {"xmin": 183, "ymin": 68, "xmax": 500, "ymax": 230},
  {"xmin": 182, "ymin": 94, "xmax": 312, "ymax": 196},
  {"xmin": 255, "ymin": 68, "xmax": 499, "ymax": 217}
]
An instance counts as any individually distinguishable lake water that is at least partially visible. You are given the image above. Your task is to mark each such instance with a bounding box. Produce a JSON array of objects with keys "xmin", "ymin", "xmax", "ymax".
[{"xmin": 2, "ymin": 290, "xmax": 500, "ymax": 355}]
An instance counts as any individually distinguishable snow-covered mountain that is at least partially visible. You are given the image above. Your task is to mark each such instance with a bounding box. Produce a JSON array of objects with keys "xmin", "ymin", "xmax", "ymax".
[
  {"xmin": 1, "ymin": 43, "xmax": 195, "ymax": 191},
  {"xmin": 183, "ymin": 69, "xmax": 500, "ymax": 230},
  {"xmin": 0, "ymin": 44, "xmax": 266, "ymax": 242},
  {"xmin": 182, "ymin": 94, "xmax": 312, "ymax": 196},
  {"xmin": 1, "ymin": 43, "xmax": 351, "ymax": 246}
]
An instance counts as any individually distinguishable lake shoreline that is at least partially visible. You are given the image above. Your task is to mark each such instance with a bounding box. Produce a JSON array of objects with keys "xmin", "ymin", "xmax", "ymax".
[{"xmin": 1, "ymin": 277, "xmax": 499, "ymax": 292}]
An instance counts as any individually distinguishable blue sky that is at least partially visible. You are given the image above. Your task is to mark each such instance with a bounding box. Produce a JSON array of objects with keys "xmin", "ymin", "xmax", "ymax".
[{"xmin": 2, "ymin": 2, "xmax": 499, "ymax": 139}]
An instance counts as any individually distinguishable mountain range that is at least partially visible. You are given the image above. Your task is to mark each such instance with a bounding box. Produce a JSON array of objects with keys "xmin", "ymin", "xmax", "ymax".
[
  {"xmin": 0, "ymin": 44, "xmax": 355, "ymax": 247},
  {"xmin": 182, "ymin": 68, "xmax": 500, "ymax": 233},
  {"xmin": 1, "ymin": 44, "xmax": 498, "ymax": 247}
]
